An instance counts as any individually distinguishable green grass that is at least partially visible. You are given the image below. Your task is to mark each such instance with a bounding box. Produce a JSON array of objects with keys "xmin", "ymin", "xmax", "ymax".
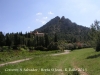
[
  {"xmin": 0, "ymin": 50, "xmax": 61, "ymax": 64},
  {"xmin": 71, "ymin": 48, "xmax": 100, "ymax": 75},
  {"xmin": 0, "ymin": 48, "xmax": 100, "ymax": 75}
]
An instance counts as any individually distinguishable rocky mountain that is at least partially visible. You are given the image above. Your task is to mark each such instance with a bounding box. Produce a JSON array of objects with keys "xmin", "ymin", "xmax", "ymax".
[{"xmin": 34, "ymin": 16, "xmax": 90, "ymax": 42}]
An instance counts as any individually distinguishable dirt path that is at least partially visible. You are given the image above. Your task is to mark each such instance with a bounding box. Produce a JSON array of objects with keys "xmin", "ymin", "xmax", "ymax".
[
  {"xmin": 72, "ymin": 62, "xmax": 88, "ymax": 75},
  {"xmin": 52, "ymin": 50, "xmax": 88, "ymax": 75},
  {"xmin": 0, "ymin": 58, "xmax": 32, "ymax": 67},
  {"xmin": 0, "ymin": 50, "xmax": 69, "ymax": 67},
  {"xmin": 76, "ymin": 67, "xmax": 88, "ymax": 75},
  {"xmin": 51, "ymin": 50, "xmax": 70, "ymax": 56},
  {"xmin": 51, "ymin": 50, "xmax": 70, "ymax": 75},
  {"xmin": 57, "ymin": 58, "xmax": 68, "ymax": 75},
  {"xmin": 0, "ymin": 50, "xmax": 88, "ymax": 75}
]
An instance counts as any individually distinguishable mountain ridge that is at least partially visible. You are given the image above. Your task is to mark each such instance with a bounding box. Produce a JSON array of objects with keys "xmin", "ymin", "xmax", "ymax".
[{"xmin": 33, "ymin": 16, "xmax": 90, "ymax": 42}]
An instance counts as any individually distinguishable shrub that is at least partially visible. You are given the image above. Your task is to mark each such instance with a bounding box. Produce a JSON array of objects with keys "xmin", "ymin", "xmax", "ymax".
[
  {"xmin": 82, "ymin": 43, "xmax": 91, "ymax": 48},
  {"xmin": 73, "ymin": 43, "xmax": 77, "ymax": 49},
  {"xmin": 77, "ymin": 42, "xmax": 83, "ymax": 49},
  {"xmin": 66, "ymin": 43, "xmax": 74, "ymax": 50},
  {"xmin": 29, "ymin": 47, "xmax": 34, "ymax": 50},
  {"xmin": 12, "ymin": 45, "xmax": 29, "ymax": 51},
  {"xmin": 21, "ymin": 45, "xmax": 29, "ymax": 51},
  {"xmin": 47, "ymin": 42, "xmax": 59, "ymax": 50},
  {"xmin": 19, "ymin": 48, "xmax": 26, "ymax": 51},
  {"xmin": 35, "ymin": 46, "xmax": 47, "ymax": 51},
  {"xmin": 2, "ymin": 46, "xmax": 9, "ymax": 51},
  {"xmin": 2, "ymin": 46, "xmax": 9, "ymax": 50},
  {"xmin": 57, "ymin": 41, "xmax": 66, "ymax": 51}
]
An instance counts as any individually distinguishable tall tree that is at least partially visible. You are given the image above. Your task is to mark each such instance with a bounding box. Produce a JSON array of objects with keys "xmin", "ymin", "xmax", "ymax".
[
  {"xmin": 44, "ymin": 34, "xmax": 49, "ymax": 47},
  {"xmin": 5, "ymin": 33, "xmax": 14, "ymax": 46},
  {"xmin": 90, "ymin": 20, "xmax": 100, "ymax": 52},
  {"xmin": 0, "ymin": 32, "xmax": 5, "ymax": 46}
]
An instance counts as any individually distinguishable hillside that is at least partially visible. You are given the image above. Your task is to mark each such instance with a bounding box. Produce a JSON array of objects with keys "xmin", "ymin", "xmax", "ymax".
[{"xmin": 34, "ymin": 16, "xmax": 90, "ymax": 42}]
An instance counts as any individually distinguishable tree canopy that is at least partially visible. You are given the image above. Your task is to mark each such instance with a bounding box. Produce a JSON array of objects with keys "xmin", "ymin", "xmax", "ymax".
[{"xmin": 90, "ymin": 20, "xmax": 100, "ymax": 52}]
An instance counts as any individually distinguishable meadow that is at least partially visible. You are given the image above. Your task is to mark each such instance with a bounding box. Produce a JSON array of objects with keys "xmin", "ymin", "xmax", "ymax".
[
  {"xmin": 0, "ymin": 50, "xmax": 60, "ymax": 64},
  {"xmin": 0, "ymin": 48, "xmax": 100, "ymax": 75}
]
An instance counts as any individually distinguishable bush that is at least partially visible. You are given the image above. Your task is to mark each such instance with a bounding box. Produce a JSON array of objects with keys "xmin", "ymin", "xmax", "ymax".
[
  {"xmin": 35, "ymin": 46, "xmax": 47, "ymax": 51},
  {"xmin": 82, "ymin": 43, "xmax": 91, "ymax": 48},
  {"xmin": 66, "ymin": 43, "xmax": 74, "ymax": 50},
  {"xmin": 2, "ymin": 46, "xmax": 9, "ymax": 50},
  {"xmin": 12, "ymin": 45, "xmax": 29, "ymax": 51},
  {"xmin": 1, "ymin": 46, "xmax": 9, "ymax": 51},
  {"xmin": 76, "ymin": 42, "xmax": 83, "ymax": 49},
  {"xmin": 29, "ymin": 47, "xmax": 34, "ymax": 50},
  {"xmin": 47, "ymin": 42, "xmax": 59, "ymax": 50},
  {"xmin": 16, "ymin": 46, "xmax": 29, "ymax": 51},
  {"xmin": 19, "ymin": 48, "xmax": 26, "ymax": 51},
  {"xmin": 21, "ymin": 45, "xmax": 29, "ymax": 51}
]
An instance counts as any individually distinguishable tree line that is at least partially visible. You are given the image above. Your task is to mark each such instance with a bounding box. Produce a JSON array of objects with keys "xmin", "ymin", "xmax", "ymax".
[{"xmin": 0, "ymin": 31, "xmax": 59, "ymax": 51}]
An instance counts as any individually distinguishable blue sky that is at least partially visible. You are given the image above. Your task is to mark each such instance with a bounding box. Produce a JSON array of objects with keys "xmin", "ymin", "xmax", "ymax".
[{"xmin": 0, "ymin": 0, "xmax": 100, "ymax": 33}]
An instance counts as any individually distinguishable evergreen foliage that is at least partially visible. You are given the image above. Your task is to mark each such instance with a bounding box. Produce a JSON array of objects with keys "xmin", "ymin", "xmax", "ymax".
[{"xmin": 90, "ymin": 20, "xmax": 100, "ymax": 52}]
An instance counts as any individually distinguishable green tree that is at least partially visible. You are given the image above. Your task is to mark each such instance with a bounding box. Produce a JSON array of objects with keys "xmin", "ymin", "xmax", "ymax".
[
  {"xmin": 44, "ymin": 34, "xmax": 49, "ymax": 47},
  {"xmin": 5, "ymin": 33, "xmax": 14, "ymax": 47},
  {"xmin": 90, "ymin": 20, "xmax": 100, "ymax": 52},
  {"xmin": 0, "ymin": 32, "xmax": 5, "ymax": 46}
]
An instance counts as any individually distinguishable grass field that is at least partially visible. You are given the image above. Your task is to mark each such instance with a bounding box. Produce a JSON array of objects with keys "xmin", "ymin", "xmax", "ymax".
[
  {"xmin": 0, "ymin": 48, "xmax": 100, "ymax": 75},
  {"xmin": 0, "ymin": 50, "xmax": 60, "ymax": 64}
]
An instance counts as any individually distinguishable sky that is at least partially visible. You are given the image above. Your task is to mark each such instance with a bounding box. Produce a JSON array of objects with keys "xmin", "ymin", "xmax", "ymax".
[{"xmin": 0, "ymin": 0, "xmax": 100, "ymax": 33}]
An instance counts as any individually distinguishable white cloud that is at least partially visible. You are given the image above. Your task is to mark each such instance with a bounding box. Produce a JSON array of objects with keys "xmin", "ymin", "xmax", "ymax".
[
  {"xmin": 48, "ymin": 11, "xmax": 54, "ymax": 15},
  {"xmin": 36, "ymin": 12, "xmax": 42, "ymax": 15},
  {"xmin": 43, "ymin": 17, "xmax": 48, "ymax": 19}
]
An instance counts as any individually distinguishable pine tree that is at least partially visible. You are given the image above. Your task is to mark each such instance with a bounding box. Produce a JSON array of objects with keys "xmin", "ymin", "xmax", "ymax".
[
  {"xmin": 90, "ymin": 20, "xmax": 100, "ymax": 52},
  {"xmin": 44, "ymin": 34, "xmax": 49, "ymax": 47},
  {"xmin": 0, "ymin": 32, "xmax": 5, "ymax": 46}
]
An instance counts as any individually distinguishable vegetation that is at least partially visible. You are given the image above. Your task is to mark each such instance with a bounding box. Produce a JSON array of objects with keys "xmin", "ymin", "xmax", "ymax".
[
  {"xmin": 0, "ymin": 50, "xmax": 60, "ymax": 64},
  {"xmin": 90, "ymin": 20, "xmax": 100, "ymax": 52},
  {"xmin": 0, "ymin": 48, "xmax": 100, "ymax": 75}
]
